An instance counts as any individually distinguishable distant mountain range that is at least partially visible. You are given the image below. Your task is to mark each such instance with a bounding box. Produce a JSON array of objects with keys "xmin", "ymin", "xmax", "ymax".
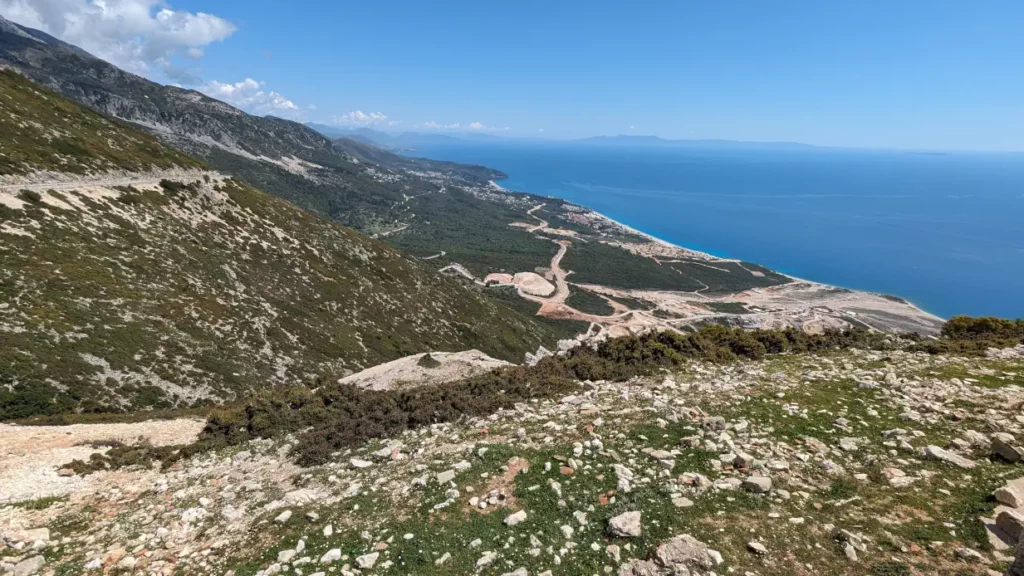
[
  {"xmin": 575, "ymin": 134, "xmax": 818, "ymax": 149},
  {"xmin": 306, "ymin": 124, "xmax": 819, "ymax": 151}
]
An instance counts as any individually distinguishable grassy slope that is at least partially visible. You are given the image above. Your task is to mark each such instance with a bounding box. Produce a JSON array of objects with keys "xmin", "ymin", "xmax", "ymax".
[
  {"xmin": 0, "ymin": 70, "xmax": 200, "ymax": 175},
  {"xmin": 0, "ymin": 74, "xmax": 568, "ymax": 418}
]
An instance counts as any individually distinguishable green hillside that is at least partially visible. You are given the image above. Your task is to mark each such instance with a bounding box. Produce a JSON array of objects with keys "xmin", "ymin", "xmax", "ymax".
[{"xmin": 0, "ymin": 72, "xmax": 565, "ymax": 418}]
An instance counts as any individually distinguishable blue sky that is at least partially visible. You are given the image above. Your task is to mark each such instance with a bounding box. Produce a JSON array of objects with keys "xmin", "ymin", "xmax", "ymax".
[{"xmin": 4, "ymin": 0, "xmax": 1024, "ymax": 150}]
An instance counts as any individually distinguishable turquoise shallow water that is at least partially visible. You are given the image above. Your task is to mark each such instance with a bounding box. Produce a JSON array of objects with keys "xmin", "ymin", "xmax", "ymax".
[{"xmin": 408, "ymin": 142, "xmax": 1024, "ymax": 319}]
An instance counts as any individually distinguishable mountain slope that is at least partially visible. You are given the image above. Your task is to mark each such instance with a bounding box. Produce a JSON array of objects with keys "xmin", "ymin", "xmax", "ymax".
[
  {"xmin": 0, "ymin": 15, "xmax": 944, "ymax": 339},
  {"xmin": 0, "ymin": 15, "xmax": 504, "ymax": 233},
  {"xmin": 0, "ymin": 70, "xmax": 565, "ymax": 419}
]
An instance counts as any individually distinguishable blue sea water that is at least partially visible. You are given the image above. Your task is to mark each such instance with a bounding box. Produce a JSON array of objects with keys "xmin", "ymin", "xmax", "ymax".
[{"xmin": 407, "ymin": 142, "xmax": 1024, "ymax": 319}]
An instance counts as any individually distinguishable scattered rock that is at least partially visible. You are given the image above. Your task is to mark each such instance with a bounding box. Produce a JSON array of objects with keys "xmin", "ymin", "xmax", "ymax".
[
  {"xmin": 608, "ymin": 511, "xmax": 642, "ymax": 538},
  {"xmin": 742, "ymin": 476, "xmax": 772, "ymax": 494},
  {"xmin": 12, "ymin": 556, "xmax": 45, "ymax": 576},
  {"xmin": 994, "ymin": 433, "xmax": 1024, "ymax": 463},
  {"xmin": 504, "ymin": 510, "xmax": 528, "ymax": 527},
  {"xmin": 921, "ymin": 445, "xmax": 977, "ymax": 469},
  {"xmin": 747, "ymin": 541, "xmax": 768, "ymax": 555},
  {"xmin": 998, "ymin": 510, "xmax": 1024, "ymax": 543},
  {"xmin": 355, "ymin": 552, "xmax": 379, "ymax": 569}
]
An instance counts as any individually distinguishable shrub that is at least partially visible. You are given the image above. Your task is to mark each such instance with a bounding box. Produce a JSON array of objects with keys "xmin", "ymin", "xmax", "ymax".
[
  {"xmin": 158, "ymin": 179, "xmax": 188, "ymax": 194},
  {"xmin": 417, "ymin": 353, "xmax": 441, "ymax": 368},
  {"xmin": 940, "ymin": 315, "xmax": 1024, "ymax": 342},
  {"xmin": 17, "ymin": 189, "xmax": 42, "ymax": 204}
]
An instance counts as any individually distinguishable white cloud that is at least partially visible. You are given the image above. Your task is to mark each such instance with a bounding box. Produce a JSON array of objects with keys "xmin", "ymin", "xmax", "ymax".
[
  {"xmin": 424, "ymin": 120, "xmax": 508, "ymax": 133},
  {"xmin": 538, "ymin": 128, "xmax": 545, "ymax": 133},
  {"xmin": 629, "ymin": 125, "xmax": 636, "ymax": 130},
  {"xmin": 423, "ymin": 121, "xmax": 460, "ymax": 131},
  {"xmin": 0, "ymin": 0, "xmax": 236, "ymax": 83},
  {"xmin": 331, "ymin": 110, "xmax": 390, "ymax": 126},
  {"xmin": 199, "ymin": 78, "xmax": 311, "ymax": 119}
]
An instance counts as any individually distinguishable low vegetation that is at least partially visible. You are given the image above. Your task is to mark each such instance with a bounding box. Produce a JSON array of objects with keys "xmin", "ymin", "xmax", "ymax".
[
  {"xmin": 67, "ymin": 318, "xmax": 1019, "ymax": 473},
  {"xmin": 0, "ymin": 70, "xmax": 201, "ymax": 175},
  {"xmin": 565, "ymin": 288, "xmax": 616, "ymax": 316}
]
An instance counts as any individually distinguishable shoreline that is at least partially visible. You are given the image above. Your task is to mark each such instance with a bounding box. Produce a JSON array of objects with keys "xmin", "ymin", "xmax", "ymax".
[
  {"xmin": 590, "ymin": 206, "xmax": 941, "ymax": 317},
  {"xmin": 487, "ymin": 177, "xmax": 942, "ymax": 319},
  {"xmin": 488, "ymin": 177, "xmax": 944, "ymax": 321}
]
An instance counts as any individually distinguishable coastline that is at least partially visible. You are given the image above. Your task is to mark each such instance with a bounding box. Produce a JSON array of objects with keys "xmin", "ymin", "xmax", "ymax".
[{"xmin": 489, "ymin": 176, "xmax": 943, "ymax": 321}]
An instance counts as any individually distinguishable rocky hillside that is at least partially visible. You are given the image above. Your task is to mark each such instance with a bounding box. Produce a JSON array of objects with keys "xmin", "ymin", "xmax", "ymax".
[
  {"xmin": 0, "ymin": 333, "xmax": 1021, "ymax": 576},
  {"xmin": 0, "ymin": 15, "xmax": 504, "ymax": 233},
  {"xmin": 0, "ymin": 70, "xmax": 569, "ymax": 418}
]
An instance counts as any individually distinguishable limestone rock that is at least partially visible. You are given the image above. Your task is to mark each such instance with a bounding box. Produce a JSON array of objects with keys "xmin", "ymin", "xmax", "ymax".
[
  {"xmin": 921, "ymin": 445, "xmax": 976, "ymax": 469},
  {"xmin": 654, "ymin": 534, "xmax": 716, "ymax": 570},
  {"xmin": 608, "ymin": 511, "xmax": 642, "ymax": 538},
  {"xmin": 994, "ymin": 433, "xmax": 1024, "ymax": 463}
]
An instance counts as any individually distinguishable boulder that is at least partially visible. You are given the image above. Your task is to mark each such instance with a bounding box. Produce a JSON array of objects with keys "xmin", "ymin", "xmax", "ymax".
[
  {"xmin": 994, "ymin": 433, "xmax": 1024, "ymax": 463},
  {"xmin": 996, "ymin": 484, "xmax": 1024, "ymax": 509},
  {"xmin": 504, "ymin": 510, "xmax": 527, "ymax": 527},
  {"xmin": 742, "ymin": 476, "xmax": 773, "ymax": 494},
  {"xmin": 607, "ymin": 511, "xmax": 642, "ymax": 538},
  {"xmin": 320, "ymin": 549, "xmax": 341, "ymax": 563},
  {"xmin": 1010, "ymin": 537, "xmax": 1024, "ymax": 576},
  {"xmin": 13, "ymin": 556, "xmax": 45, "ymax": 576},
  {"xmin": 655, "ymin": 534, "xmax": 716, "ymax": 569},
  {"xmin": 355, "ymin": 552, "xmax": 379, "ymax": 569},
  {"xmin": 998, "ymin": 509, "xmax": 1024, "ymax": 544},
  {"xmin": 617, "ymin": 559, "xmax": 662, "ymax": 576},
  {"xmin": 920, "ymin": 445, "xmax": 976, "ymax": 469}
]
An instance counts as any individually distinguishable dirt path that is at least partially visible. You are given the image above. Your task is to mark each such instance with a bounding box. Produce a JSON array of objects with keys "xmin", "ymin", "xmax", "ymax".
[
  {"xmin": 512, "ymin": 227, "xmax": 682, "ymax": 338},
  {"xmin": 0, "ymin": 419, "xmax": 205, "ymax": 503},
  {"xmin": 0, "ymin": 170, "xmax": 216, "ymax": 193},
  {"xmin": 526, "ymin": 203, "xmax": 549, "ymax": 233}
]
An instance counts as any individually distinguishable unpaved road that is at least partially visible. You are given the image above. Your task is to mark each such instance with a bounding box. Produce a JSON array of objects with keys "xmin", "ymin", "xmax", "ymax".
[
  {"xmin": 0, "ymin": 169, "xmax": 216, "ymax": 193},
  {"xmin": 0, "ymin": 419, "xmax": 204, "ymax": 503}
]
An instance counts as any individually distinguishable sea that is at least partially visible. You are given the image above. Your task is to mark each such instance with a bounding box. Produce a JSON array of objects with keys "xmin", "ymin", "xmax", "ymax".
[{"xmin": 407, "ymin": 141, "xmax": 1024, "ymax": 320}]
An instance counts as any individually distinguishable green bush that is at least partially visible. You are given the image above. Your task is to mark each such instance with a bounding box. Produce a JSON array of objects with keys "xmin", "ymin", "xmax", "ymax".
[
  {"xmin": 417, "ymin": 353, "xmax": 442, "ymax": 368},
  {"xmin": 17, "ymin": 189, "xmax": 42, "ymax": 204},
  {"xmin": 940, "ymin": 315, "xmax": 1024, "ymax": 342}
]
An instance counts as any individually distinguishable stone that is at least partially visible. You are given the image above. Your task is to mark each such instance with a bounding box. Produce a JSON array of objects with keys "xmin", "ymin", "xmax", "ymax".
[
  {"xmin": 436, "ymin": 470, "xmax": 457, "ymax": 484},
  {"xmin": 607, "ymin": 511, "xmax": 642, "ymax": 538},
  {"xmin": 617, "ymin": 559, "xmax": 662, "ymax": 576},
  {"xmin": 747, "ymin": 541, "xmax": 768, "ymax": 555},
  {"xmin": 320, "ymin": 549, "xmax": 341, "ymax": 563},
  {"xmin": 504, "ymin": 510, "xmax": 528, "ymax": 527},
  {"xmin": 476, "ymin": 551, "xmax": 497, "ymax": 568},
  {"xmin": 844, "ymin": 542, "xmax": 858, "ymax": 561},
  {"xmin": 277, "ymin": 549, "xmax": 296, "ymax": 563},
  {"xmin": 355, "ymin": 552, "xmax": 379, "ymax": 569},
  {"xmin": 654, "ymin": 534, "xmax": 715, "ymax": 569},
  {"xmin": 274, "ymin": 510, "xmax": 292, "ymax": 524},
  {"xmin": 996, "ymin": 485, "xmax": 1024, "ymax": 509},
  {"xmin": 954, "ymin": 547, "xmax": 984, "ymax": 562},
  {"xmin": 57, "ymin": 468, "xmax": 75, "ymax": 477},
  {"xmin": 993, "ymin": 433, "xmax": 1024, "ymax": 463},
  {"xmin": 742, "ymin": 476, "xmax": 772, "ymax": 494},
  {"xmin": 921, "ymin": 445, "xmax": 976, "ymax": 469},
  {"xmin": 1009, "ymin": 538, "xmax": 1024, "ymax": 576},
  {"xmin": 998, "ymin": 509, "xmax": 1024, "ymax": 543},
  {"xmin": 671, "ymin": 497, "xmax": 695, "ymax": 508},
  {"xmin": 349, "ymin": 458, "xmax": 373, "ymax": 469},
  {"xmin": 5, "ymin": 528, "xmax": 49, "ymax": 544},
  {"xmin": 13, "ymin": 556, "xmax": 45, "ymax": 576}
]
